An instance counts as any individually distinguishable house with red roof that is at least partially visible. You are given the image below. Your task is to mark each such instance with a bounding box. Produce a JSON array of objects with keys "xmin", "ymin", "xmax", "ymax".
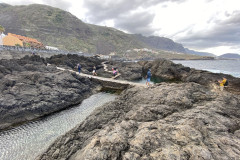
[{"xmin": 3, "ymin": 33, "xmax": 44, "ymax": 48}]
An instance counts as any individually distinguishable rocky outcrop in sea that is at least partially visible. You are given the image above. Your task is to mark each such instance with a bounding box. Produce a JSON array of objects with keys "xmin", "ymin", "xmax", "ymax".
[
  {"xmin": 140, "ymin": 59, "xmax": 240, "ymax": 94},
  {"xmin": 38, "ymin": 83, "xmax": 240, "ymax": 160},
  {"xmin": 0, "ymin": 55, "xmax": 97, "ymax": 130}
]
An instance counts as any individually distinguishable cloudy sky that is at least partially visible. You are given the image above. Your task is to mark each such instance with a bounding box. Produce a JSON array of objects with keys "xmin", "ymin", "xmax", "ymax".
[{"xmin": 1, "ymin": 0, "xmax": 240, "ymax": 55}]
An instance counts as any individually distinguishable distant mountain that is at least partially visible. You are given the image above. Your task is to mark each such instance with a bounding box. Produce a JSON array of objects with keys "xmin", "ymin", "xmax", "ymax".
[
  {"xmin": 184, "ymin": 48, "xmax": 216, "ymax": 57},
  {"xmin": 133, "ymin": 34, "xmax": 186, "ymax": 53},
  {"xmin": 219, "ymin": 53, "xmax": 240, "ymax": 59},
  {"xmin": 0, "ymin": 3, "xmax": 11, "ymax": 9},
  {"xmin": 0, "ymin": 3, "xmax": 203, "ymax": 60}
]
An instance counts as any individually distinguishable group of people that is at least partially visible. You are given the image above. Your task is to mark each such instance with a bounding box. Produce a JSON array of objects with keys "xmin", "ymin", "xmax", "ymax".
[
  {"xmin": 145, "ymin": 69, "xmax": 229, "ymax": 90},
  {"xmin": 77, "ymin": 63, "xmax": 119, "ymax": 77},
  {"xmin": 76, "ymin": 64, "xmax": 97, "ymax": 76},
  {"xmin": 76, "ymin": 64, "xmax": 228, "ymax": 90},
  {"xmin": 77, "ymin": 63, "xmax": 152, "ymax": 87}
]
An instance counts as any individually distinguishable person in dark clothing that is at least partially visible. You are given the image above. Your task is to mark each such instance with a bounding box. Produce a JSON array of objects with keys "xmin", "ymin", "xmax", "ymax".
[
  {"xmin": 77, "ymin": 64, "xmax": 81, "ymax": 74},
  {"xmin": 146, "ymin": 69, "xmax": 152, "ymax": 87}
]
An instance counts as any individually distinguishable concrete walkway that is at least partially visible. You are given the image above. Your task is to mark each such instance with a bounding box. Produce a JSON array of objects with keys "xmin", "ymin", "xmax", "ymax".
[
  {"xmin": 101, "ymin": 61, "xmax": 121, "ymax": 79},
  {"xmin": 56, "ymin": 66, "xmax": 146, "ymax": 88}
]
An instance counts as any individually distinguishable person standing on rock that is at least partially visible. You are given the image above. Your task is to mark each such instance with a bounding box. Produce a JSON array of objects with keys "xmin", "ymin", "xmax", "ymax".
[
  {"xmin": 92, "ymin": 66, "xmax": 97, "ymax": 76},
  {"xmin": 77, "ymin": 64, "xmax": 81, "ymax": 74},
  {"xmin": 146, "ymin": 69, "xmax": 152, "ymax": 87},
  {"xmin": 218, "ymin": 77, "xmax": 227, "ymax": 91}
]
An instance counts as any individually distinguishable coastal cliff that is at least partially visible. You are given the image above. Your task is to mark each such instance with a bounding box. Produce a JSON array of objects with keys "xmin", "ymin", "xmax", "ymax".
[{"xmin": 38, "ymin": 83, "xmax": 240, "ymax": 160}]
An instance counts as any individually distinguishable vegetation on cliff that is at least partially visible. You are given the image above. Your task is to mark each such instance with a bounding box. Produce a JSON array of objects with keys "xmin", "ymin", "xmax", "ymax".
[
  {"xmin": 0, "ymin": 3, "xmax": 211, "ymax": 60},
  {"xmin": 0, "ymin": 24, "xmax": 5, "ymax": 33}
]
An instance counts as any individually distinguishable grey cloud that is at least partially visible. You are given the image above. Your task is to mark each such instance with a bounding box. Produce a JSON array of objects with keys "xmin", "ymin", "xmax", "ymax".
[
  {"xmin": 224, "ymin": 11, "xmax": 240, "ymax": 24},
  {"xmin": 83, "ymin": 0, "xmax": 186, "ymax": 35},
  {"xmin": 177, "ymin": 11, "xmax": 240, "ymax": 49},
  {"xmin": 83, "ymin": 0, "xmax": 144, "ymax": 23},
  {"xmin": 83, "ymin": 0, "xmax": 186, "ymax": 22},
  {"xmin": 115, "ymin": 11, "xmax": 156, "ymax": 35},
  {"xmin": 138, "ymin": 0, "xmax": 186, "ymax": 7}
]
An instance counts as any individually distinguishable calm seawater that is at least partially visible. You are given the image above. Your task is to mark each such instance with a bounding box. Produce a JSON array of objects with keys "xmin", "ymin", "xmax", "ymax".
[
  {"xmin": 172, "ymin": 59, "xmax": 240, "ymax": 78},
  {"xmin": 0, "ymin": 93, "xmax": 117, "ymax": 160}
]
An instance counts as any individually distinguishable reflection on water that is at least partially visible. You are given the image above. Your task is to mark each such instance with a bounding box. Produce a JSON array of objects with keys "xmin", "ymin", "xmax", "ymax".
[{"xmin": 0, "ymin": 93, "xmax": 116, "ymax": 160}]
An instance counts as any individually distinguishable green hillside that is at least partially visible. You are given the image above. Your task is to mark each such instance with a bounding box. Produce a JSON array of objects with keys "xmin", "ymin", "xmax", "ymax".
[
  {"xmin": 0, "ymin": 4, "xmax": 147, "ymax": 53},
  {"xmin": 0, "ymin": 3, "xmax": 209, "ymax": 60},
  {"xmin": 0, "ymin": 4, "xmax": 94, "ymax": 52}
]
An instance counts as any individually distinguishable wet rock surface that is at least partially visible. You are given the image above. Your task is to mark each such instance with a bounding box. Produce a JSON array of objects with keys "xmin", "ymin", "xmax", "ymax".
[
  {"xmin": 38, "ymin": 83, "xmax": 240, "ymax": 160},
  {"xmin": 0, "ymin": 55, "xmax": 96, "ymax": 130},
  {"xmin": 140, "ymin": 59, "xmax": 240, "ymax": 94}
]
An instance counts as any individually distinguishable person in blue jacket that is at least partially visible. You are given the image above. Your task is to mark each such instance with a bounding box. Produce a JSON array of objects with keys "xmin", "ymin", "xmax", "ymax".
[
  {"xmin": 146, "ymin": 69, "xmax": 151, "ymax": 87},
  {"xmin": 77, "ymin": 64, "xmax": 81, "ymax": 74}
]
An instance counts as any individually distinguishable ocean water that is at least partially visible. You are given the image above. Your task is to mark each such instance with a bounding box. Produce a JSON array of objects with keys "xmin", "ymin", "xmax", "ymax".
[{"xmin": 173, "ymin": 59, "xmax": 240, "ymax": 78}]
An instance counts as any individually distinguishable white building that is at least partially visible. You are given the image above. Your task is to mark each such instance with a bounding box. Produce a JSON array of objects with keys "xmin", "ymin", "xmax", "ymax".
[
  {"xmin": 46, "ymin": 46, "xmax": 59, "ymax": 50},
  {"xmin": 97, "ymin": 54, "xmax": 111, "ymax": 59}
]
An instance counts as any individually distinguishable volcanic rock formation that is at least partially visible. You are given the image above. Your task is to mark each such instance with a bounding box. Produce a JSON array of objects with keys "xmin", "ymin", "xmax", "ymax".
[
  {"xmin": 140, "ymin": 59, "xmax": 240, "ymax": 94},
  {"xmin": 38, "ymin": 83, "xmax": 240, "ymax": 160},
  {"xmin": 0, "ymin": 55, "xmax": 97, "ymax": 130}
]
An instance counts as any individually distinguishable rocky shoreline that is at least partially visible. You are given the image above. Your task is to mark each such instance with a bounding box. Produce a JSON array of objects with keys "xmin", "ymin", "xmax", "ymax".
[
  {"xmin": 38, "ymin": 83, "xmax": 240, "ymax": 160},
  {"xmin": 0, "ymin": 51, "xmax": 145, "ymax": 131},
  {"xmin": 140, "ymin": 59, "xmax": 240, "ymax": 95},
  {"xmin": 0, "ymin": 53, "xmax": 101, "ymax": 131},
  {"xmin": 1, "ymin": 51, "xmax": 240, "ymax": 159}
]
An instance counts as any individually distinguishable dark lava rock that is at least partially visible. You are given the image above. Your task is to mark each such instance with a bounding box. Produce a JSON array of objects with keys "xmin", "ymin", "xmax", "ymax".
[
  {"xmin": 140, "ymin": 59, "xmax": 240, "ymax": 94},
  {"xmin": 105, "ymin": 61, "xmax": 143, "ymax": 81},
  {"xmin": 0, "ymin": 55, "xmax": 96, "ymax": 130},
  {"xmin": 38, "ymin": 83, "xmax": 240, "ymax": 160},
  {"xmin": 46, "ymin": 54, "xmax": 104, "ymax": 74},
  {"xmin": 45, "ymin": 54, "xmax": 142, "ymax": 81},
  {"xmin": 140, "ymin": 58, "xmax": 191, "ymax": 81}
]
